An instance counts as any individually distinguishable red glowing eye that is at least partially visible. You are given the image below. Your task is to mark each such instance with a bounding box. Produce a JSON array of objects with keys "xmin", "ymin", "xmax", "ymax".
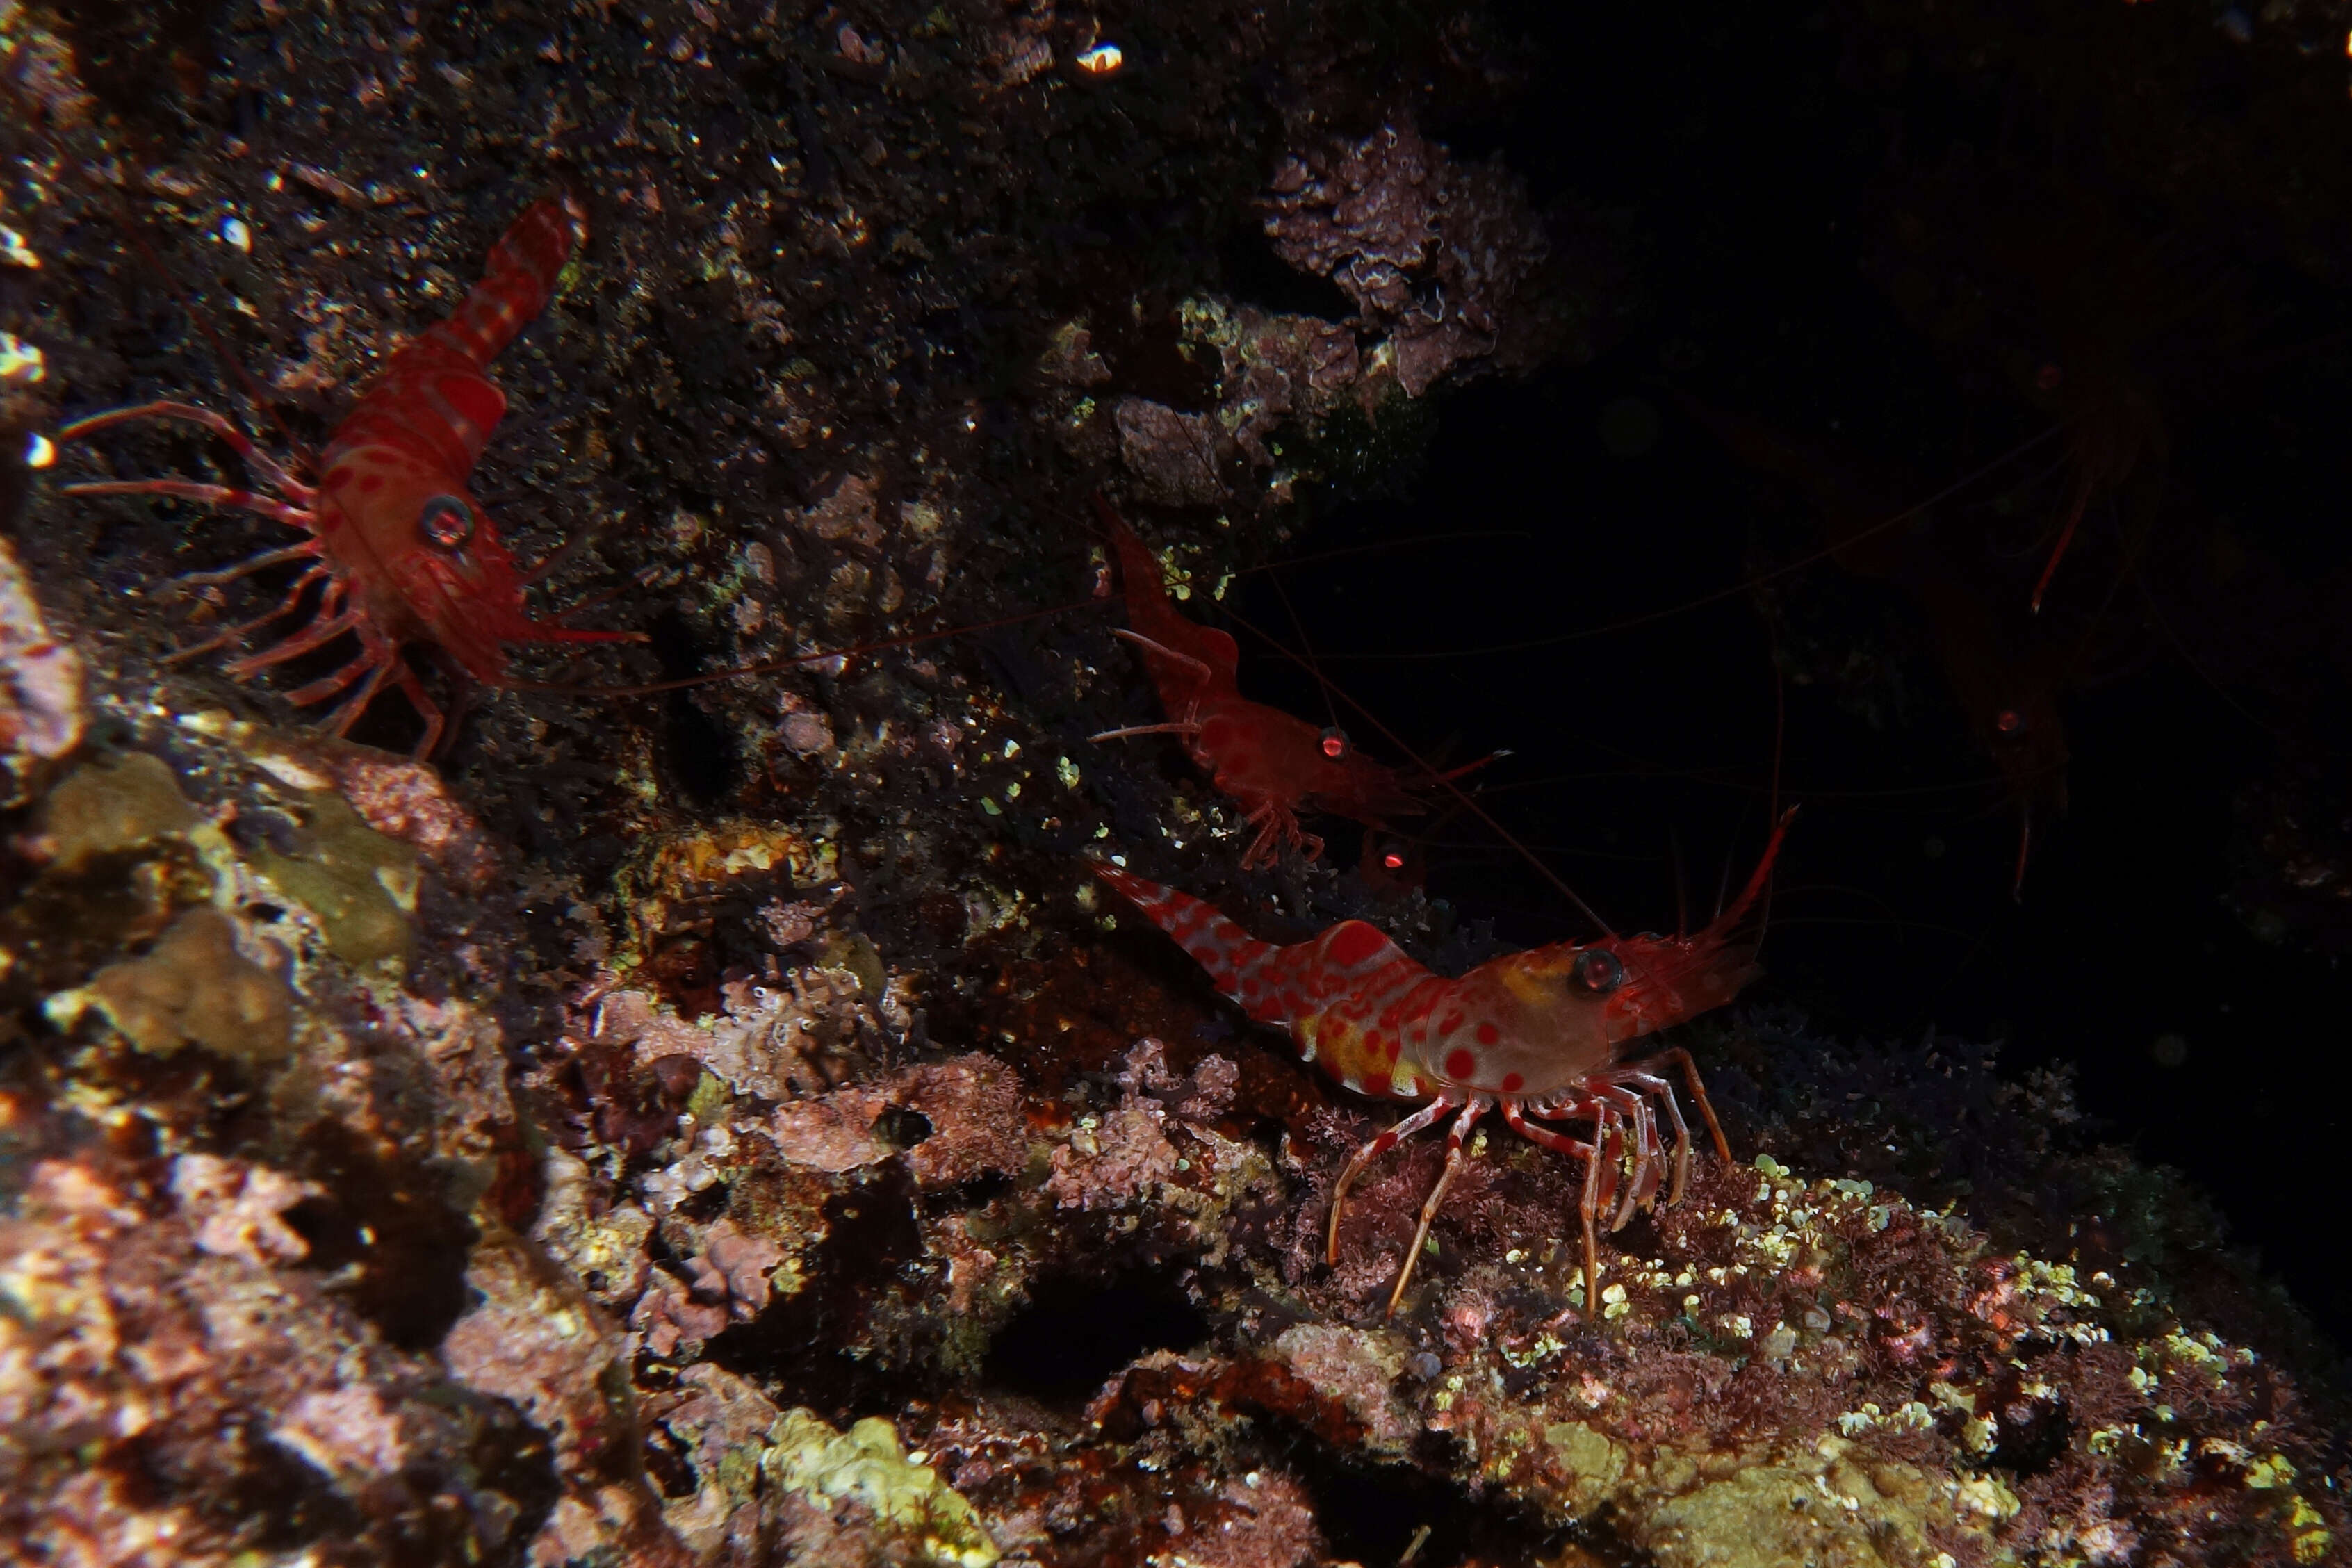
[
  {"xmin": 1995, "ymin": 708, "xmax": 2025, "ymax": 736},
  {"xmin": 1382, "ymin": 851, "xmax": 1405, "ymax": 871},
  {"xmin": 2036, "ymin": 364, "xmax": 2064, "ymax": 392},
  {"xmin": 1319, "ymin": 726, "xmax": 1348, "ymax": 760}
]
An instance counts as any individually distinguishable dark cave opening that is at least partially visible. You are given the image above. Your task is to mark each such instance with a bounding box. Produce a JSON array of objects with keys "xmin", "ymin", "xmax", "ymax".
[
  {"xmin": 1282, "ymin": 1444, "xmax": 1608, "ymax": 1568},
  {"xmin": 981, "ymin": 1273, "xmax": 1214, "ymax": 1410}
]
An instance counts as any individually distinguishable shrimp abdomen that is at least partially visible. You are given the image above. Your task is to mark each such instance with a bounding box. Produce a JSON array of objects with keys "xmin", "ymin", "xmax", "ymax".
[{"xmin": 1093, "ymin": 865, "xmax": 1444, "ymax": 1100}]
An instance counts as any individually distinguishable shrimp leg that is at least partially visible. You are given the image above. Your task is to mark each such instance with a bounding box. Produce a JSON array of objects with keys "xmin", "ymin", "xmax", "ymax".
[
  {"xmin": 1385, "ymin": 1100, "xmax": 1492, "ymax": 1317},
  {"xmin": 1640, "ymin": 1045, "xmax": 1732, "ymax": 1166},
  {"xmin": 63, "ymin": 478, "xmax": 316, "ymax": 530},
  {"xmin": 177, "ymin": 541, "xmax": 323, "ymax": 589},
  {"xmin": 165, "ymin": 564, "xmax": 327, "ymax": 664},
  {"xmin": 58, "ymin": 401, "xmax": 316, "ymax": 502},
  {"xmin": 1620, "ymin": 1069, "xmax": 1698, "ymax": 1204},
  {"xmin": 1505, "ymin": 1099, "xmax": 1606, "ymax": 1308},
  {"xmin": 224, "ymin": 609, "xmax": 361, "ymax": 676},
  {"xmin": 1325, "ymin": 1097, "xmax": 1453, "ymax": 1264}
]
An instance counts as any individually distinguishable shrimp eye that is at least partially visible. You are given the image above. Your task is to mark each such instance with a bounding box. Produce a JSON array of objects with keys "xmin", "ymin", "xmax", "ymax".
[
  {"xmin": 1382, "ymin": 850, "xmax": 1406, "ymax": 871},
  {"xmin": 420, "ymin": 494, "xmax": 474, "ymax": 550},
  {"xmin": 2036, "ymin": 363, "xmax": 2064, "ymax": 393},
  {"xmin": 1995, "ymin": 708, "xmax": 2026, "ymax": 737},
  {"xmin": 1319, "ymin": 726, "xmax": 1350, "ymax": 760},
  {"xmin": 1570, "ymin": 948, "xmax": 1625, "ymax": 997}
]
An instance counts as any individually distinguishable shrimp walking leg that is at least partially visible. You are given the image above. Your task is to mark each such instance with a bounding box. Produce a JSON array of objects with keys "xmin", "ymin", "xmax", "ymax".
[
  {"xmin": 1386, "ymin": 1100, "xmax": 1492, "ymax": 1317},
  {"xmin": 1641, "ymin": 1046, "xmax": 1733, "ymax": 1166},
  {"xmin": 1619, "ymin": 1069, "xmax": 1698, "ymax": 1202},
  {"xmin": 177, "ymin": 541, "xmax": 322, "ymax": 589},
  {"xmin": 1505, "ymin": 1100, "xmax": 1607, "ymax": 1307},
  {"xmin": 62, "ymin": 478, "xmax": 316, "ymax": 530},
  {"xmin": 224, "ymin": 610, "xmax": 361, "ymax": 676},
  {"xmin": 58, "ymin": 400, "xmax": 315, "ymax": 500},
  {"xmin": 1325, "ymin": 1097, "xmax": 1453, "ymax": 1264},
  {"xmin": 165, "ymin": 564, "xmax": 327, "ymax": 664}
]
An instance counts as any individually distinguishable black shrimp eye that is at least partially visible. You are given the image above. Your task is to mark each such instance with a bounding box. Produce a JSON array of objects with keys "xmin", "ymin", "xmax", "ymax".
[
  {"xmin": 1319, "ymin": 726, "xmax": 1350, "ymax": 760},
  {"xmin": 420, "ymin": 494, "xmax": 474, "ymax": 550},
  {"xmin": 1570, "ymin": 948, "xmax": 1625, "ymax": 997}
]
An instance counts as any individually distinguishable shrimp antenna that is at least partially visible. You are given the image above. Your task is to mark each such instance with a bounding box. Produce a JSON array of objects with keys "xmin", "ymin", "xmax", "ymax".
[
  {"xmin": 496, "ymin": 594, "xmax": 1108, "ymax": 699},
  {"xmin": 1327, "ymin": 423, "xmax": 2068, "ymax": 663},
  {"xmin": 1266, "ymin": 569, "xmax": 1343, "ymax": 733}
]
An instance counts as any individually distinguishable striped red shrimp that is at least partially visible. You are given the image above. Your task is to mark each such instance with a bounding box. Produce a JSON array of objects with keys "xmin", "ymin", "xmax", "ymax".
[
  {"xmin": 1094, "ymin": 805, "xmax": 1794, "ymax": 1317},
  {"xmin": 55, "ymin": 192, "xmax": 637, "ymax": 756}
]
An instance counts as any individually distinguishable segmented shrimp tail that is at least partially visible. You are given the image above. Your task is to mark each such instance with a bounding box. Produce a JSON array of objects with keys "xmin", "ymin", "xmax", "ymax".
[
  {"xmin": 429, "ymin": 194, "xmax": 585, "ymax": 370},
  {"xmin": 1095, "ymin": 499, "xmax": 1240, "ymax": 692},
  {"xmin": 1093, "ymin": 865, "xmax": 1435, "ymax": 1061},
  {"xmin": 1093, "ymin": 864, "xmax": 1288, "ymax": 1014}
]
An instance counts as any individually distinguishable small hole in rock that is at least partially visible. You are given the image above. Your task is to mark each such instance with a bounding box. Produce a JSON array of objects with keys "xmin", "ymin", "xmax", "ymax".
[
  {"xmin": 875, "ymin": 1106, "xmax": 933, "ymax": 1148},
  {"xmin": 983, "ymin": 1273, "xmax": 1209, "ymax": 1408}
]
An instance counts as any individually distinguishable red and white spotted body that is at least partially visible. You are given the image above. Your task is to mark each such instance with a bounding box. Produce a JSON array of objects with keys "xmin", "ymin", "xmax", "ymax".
[{"xmin": 1093, "ymin": 806, "xmax": 1793, "ymax": 1316}]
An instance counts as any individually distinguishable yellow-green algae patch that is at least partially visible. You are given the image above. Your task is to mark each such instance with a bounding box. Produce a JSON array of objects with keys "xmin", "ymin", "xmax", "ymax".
[
  {"xmin": 40, "ymin": 751, "xmax": 200, "ymax": 869},
  {"xmin": 58, "ymin": 906, "xmax": 293, "ymax": 1061},
  {"xmin": 1644, "ymin": 1437, "xmax": 2013, "ymax": 1568},
  {"xmin": 247, "ymin": 790, "xmax": 418, "ymax": 970},
  {"xmin": 765, "ymin": 1408, "xmax": 999, "ymax": 1568}
]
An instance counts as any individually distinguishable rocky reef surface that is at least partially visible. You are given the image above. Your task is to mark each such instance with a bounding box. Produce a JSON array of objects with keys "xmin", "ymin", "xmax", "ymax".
[{"xmin": 0, "ymin": 1, "xmax": 2346, "ymax": 1565}]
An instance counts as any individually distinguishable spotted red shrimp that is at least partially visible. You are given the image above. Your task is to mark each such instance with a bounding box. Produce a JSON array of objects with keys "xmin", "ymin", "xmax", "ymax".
[
  {"xmin": 56, "ymin": 193, "xmax": 638, "ymax": 756},
  {"xmin": 1094, "ymin": 806, "xmax": 1794, "ymax": 1316},
  {"xmin": 1092, "ymin": 498, "xmax": 1470, "ymax": 869}
]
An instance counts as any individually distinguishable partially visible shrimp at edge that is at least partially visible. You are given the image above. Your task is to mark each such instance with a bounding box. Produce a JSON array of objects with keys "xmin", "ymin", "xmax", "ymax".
[
  {"xmin": 56, "ymin": 191, "xmax": 640, "ymax": 758},
  {"xmin": 1096, "ymin": 805, "xmax": 1795, "ymax": 1318},
  {"xmin": 1091, "ymin": 496, "xmax": 1473, "ymax": 870}
]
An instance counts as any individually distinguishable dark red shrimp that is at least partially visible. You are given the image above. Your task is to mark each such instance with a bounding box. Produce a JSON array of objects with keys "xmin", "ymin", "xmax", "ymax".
[
  {"xmin": 1091, "ymin": 499, "xmax": 1461, "ymax": 869},
  {"xmin": 57, "ymin": 193, "xmax": 638, "ymax": 756}
]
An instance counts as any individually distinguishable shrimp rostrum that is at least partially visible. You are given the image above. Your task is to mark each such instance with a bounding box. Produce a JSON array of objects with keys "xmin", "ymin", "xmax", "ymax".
[{"xmin": 1096, "ymin": 807, "xmax": 1794, "ymax": 1317}]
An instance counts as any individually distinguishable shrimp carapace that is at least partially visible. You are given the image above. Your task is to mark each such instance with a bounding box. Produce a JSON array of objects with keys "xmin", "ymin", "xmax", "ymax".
[
  {"xmin": 1093, "ymin": 498, "xmax": 1477, "ymax": 869},
  {"xmin": 58, "ymin": 193, "xmax": 639, "ymax": 757},
  {"xmin": 1095, "ymin": 805, "xmax": 1794, "ymax": 1317}
]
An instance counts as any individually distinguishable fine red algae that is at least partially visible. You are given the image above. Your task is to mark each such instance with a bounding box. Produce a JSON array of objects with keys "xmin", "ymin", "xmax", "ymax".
[{"xmin": 4, "ymin": 0, "xmax": 2350, "ymax": 1565}]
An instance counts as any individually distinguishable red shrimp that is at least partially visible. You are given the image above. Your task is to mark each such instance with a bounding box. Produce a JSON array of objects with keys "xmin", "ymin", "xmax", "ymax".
[
  {"xmin": 1095, "ymin": 806, "xmax": 1794, "ymax": 1317},
  {"xmin": 1091, "ymin": 499, "xmax": 1461, "ymax": 869},
  {"xmin": 56, "ymin": 193, "xmax": 638, "ymax": 756}
]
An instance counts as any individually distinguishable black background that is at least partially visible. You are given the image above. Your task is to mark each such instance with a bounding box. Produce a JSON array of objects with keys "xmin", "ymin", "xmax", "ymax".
[{"xmin": 1223, "ymin": 0, "xmax": 2352, "ymax": 1346}]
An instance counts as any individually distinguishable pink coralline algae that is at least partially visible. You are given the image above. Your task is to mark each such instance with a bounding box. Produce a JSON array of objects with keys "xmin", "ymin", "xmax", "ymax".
[
  {"xmin": 1262, "ymin": 117, "xmax": 1557, "ymax": 396},
  {"xmin": 0, "ymin": 531, "xmax": 81, "ymax": 806},
  {"xmin": 631, "ymin": 1219, "xmax": 787, "ymax": 1357},
  {"xmin": 0, "ymin": 1154, "xmax": 546, "ymax": 1565}
]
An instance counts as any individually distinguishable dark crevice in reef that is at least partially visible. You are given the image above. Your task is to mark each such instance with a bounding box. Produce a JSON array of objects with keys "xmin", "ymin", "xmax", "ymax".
[
  {"xmin": 646, "ymin": 610, "xmax": 742, "ymax": 807},
  {"xmin": 282, "ymin": 1118, "xmax": 479, "ymax": 1353},
  {"xmin": 981, "ymin": 1273, "xmax": 1214, "ymax": 1411},
  {"xmin": 1218, "ymin": 224, "xmax": 1361, "ymax": 327},
  {"xmin": 705, "ymin": 1169, "xmax": 936, "ymax": 1416},
  {"xmin": 1282, "ymin": 1440, "xmax": 1634, "ymax": 1568}
]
